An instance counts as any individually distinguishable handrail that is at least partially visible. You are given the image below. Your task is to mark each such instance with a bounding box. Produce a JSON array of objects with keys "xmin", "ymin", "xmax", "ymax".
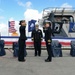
[
  {"xmin": 0, "ymin": 36, "xmax": 75, "ymax": 39},
  {"xmin": 43, "ymin": 7, "xmax": 75, "ymax": 17}
]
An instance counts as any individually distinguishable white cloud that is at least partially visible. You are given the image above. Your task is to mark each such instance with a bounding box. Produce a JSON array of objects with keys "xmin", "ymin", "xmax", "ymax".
[
  {"xmin": 0, "ymin": 23, "xmax": 8, "ymax": 36},
  {"xmin": 61, "ymin": 3, "xmax": 72, "ymax": 9},
  {"xmin": 24, "ymin": 9, "xmax": 42, "ymax": 21},
  {"xmin": 18, "ymin": 1, "xmax": 32, "ymax": 8},
  {"xmin": 24, "ymin": 9, "xmax": 43, "ymax": 36},
  {"xmin": 25, "ymin": 1, "xmax": 32, "ymax": 8},
  {"xmin": 9, "ymin": 17, "xmax": 14, "ymax": 21},
  {"xmin": 18, "ymin": 1, "xmax": 25, "ymax": 7}
]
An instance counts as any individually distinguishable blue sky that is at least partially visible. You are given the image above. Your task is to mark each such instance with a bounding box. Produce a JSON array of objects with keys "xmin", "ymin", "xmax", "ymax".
[{"xmin": 0, "ymin": 0, "xmax": 74, "ymax": 35}]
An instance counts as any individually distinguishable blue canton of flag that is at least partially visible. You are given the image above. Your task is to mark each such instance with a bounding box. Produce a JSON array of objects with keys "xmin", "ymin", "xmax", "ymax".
[
  {"xmin": 69, "ymin": 22, "xmax": 75, "ymax": 32},
  {"xmin": 28, "ymin": 20, "xmax": 36, "ymax": 32}
]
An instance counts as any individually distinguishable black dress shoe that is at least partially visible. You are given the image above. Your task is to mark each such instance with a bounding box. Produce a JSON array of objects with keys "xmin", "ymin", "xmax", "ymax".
[
  {"xmin": 18, "ymin": 59, "xmax": 26, "ymax": 62},
  {"xmin": 38, "ymin": 54, "xmax": 41, "ymax": 57},
  {"xmin": 45, "ymin": 59, "xmax": 52, "ymax": 62},
  {"xmin": 35, "ymin": 55, "xmax": 37, "ymax": 56}
]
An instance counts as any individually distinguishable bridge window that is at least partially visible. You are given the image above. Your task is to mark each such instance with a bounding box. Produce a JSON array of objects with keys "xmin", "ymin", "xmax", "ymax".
[{"xmin": 54, "ymin": 15, "xmax": 74, "ymax": 24}]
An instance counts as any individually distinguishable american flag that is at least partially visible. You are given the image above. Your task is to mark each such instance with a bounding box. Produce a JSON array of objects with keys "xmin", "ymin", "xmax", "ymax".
[{"xmin": 8, "ymin": 21, "xmax": 16, "ymax": 33}]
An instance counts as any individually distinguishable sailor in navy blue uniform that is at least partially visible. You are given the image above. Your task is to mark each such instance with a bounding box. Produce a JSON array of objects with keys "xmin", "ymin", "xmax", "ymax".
[
  {"xmin": 18, "ymin": 20, "xmax": 27, "ymax": 62},
  {"xmin": 31, "ymin": 24, "xmax": 43, "ymax": 56},
  {"xmin": 43, "ymin": 20, "xmax": 54, "ymax": 62}
]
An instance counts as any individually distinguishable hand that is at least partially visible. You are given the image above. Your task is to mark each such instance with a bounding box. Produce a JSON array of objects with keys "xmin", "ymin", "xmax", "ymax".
[
  {"xmin": 43, "ymin": 26, "xmax": 45, "ymax": 29},
  {"xmin": 31, "ymin": 38, "xmax": 34, "ymax": 41},
  {"xmin": 48, "ymin": 40, "xmax": 51, "ymax": 43},
  {"xmin": 25, "ymin": 37, "xmax": 27, "ymax": 40},
  {"xmin": 32, "ymin": 39, "xmax": 34, "ymax": 41}
]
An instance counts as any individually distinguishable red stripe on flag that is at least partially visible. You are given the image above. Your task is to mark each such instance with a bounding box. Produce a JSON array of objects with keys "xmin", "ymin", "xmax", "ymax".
[{"xmin": 9, "ymin": 21, "xmax": 16, "ymax": 33}]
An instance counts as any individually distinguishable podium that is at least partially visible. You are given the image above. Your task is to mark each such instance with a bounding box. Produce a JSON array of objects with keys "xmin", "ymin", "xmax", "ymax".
[
  {"xmin": 70, "ymin": 41, "xmax": 75, "ymax": 56},
  {"xmin": 51, "ymin": 40, "xmax": 62, "ymax": 57},
  {"xmin": 0, "ymin": 40, "xmax": 6, "ymax": 56},
  {"xmin": 13, "ymin": 42, "xmax": 27, "ymax": 57}
]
